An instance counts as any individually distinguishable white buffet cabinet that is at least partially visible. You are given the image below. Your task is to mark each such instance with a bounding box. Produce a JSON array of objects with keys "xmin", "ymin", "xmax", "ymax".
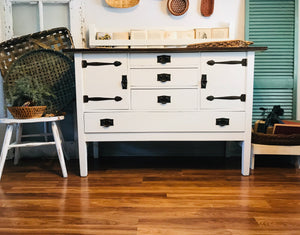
[{"xmin": 67, "ymin": 47, "xmax": 266, "ymax": 177}]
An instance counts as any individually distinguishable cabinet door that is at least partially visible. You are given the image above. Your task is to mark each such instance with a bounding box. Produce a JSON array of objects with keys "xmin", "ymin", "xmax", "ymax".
[
  {"xmin": 82, "ymin": 54, "xmax": 129, "ymax": 110},
  {"xmin": 200, "ymin": 52, "xmax": 247, "ymax": 110}
]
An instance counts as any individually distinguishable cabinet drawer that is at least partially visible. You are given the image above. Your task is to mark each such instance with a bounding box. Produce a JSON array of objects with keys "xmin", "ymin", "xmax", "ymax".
[
  {"xmin": 129, "ymin": 53, "xmax": 200, "ymax": 68},
  {"xmin": 84, "ymin": 112, "xmax": 245, "ymax": 133},
  {"xmin": 131, "ymin": 89, "xmax": 198, "ymax": 110},
  {"xmin": 130, "ymin": 69, "xmax": 199, "ymax": 87}
]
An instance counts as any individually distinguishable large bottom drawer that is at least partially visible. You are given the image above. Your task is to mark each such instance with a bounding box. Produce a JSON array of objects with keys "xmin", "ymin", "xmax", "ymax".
[{"xmin": 84, "ymin": 112, "xmax": 245, "ymax": 133}]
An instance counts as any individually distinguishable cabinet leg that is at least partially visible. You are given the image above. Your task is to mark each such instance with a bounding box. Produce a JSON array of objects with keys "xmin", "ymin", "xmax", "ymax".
[
  {"xmin": 79, "ymin": 141, "xmax": 88, "ymax": 177},
  {"xmin": 241, "ymin": 140, "xmax": 251, "ymax": 176},
  {"xmin": 0, "ymin": 124, "xmax": 14, "ymax": 180}
]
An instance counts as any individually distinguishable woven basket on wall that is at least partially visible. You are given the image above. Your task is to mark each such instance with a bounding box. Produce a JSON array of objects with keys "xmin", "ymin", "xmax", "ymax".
[
  {"xmin": 4, "ymin": 49, "xmax": 75, "ymax": 114},
  {"xmin": 105, "ymin": 0, "xmax": 139, "ymax": 8},
  {"xmin": 0, "ymin": 27, "xmax": 74, "ymax": 78},
  {"xmin": 167, "ymin": 0, "xmax": 189, "ymax": 16},
  {"xmin": 8, "ymin": 106, "xmax": 47, "ymax": 119}
]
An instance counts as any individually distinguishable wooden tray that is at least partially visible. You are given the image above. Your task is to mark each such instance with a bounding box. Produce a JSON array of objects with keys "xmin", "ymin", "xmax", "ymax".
[
  {"xmin": 201, "ymin": 0, "xmax": 214, "ymax": 17},
  {"xmin": 105, "ymin": 0, "xmax": 139, "ymax": 8}
]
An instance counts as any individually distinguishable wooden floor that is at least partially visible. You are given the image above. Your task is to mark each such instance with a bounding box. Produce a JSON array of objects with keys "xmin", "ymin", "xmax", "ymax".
[{"xmin": 0, "ymin": 155, "xmax": 300, "ymax": 235}]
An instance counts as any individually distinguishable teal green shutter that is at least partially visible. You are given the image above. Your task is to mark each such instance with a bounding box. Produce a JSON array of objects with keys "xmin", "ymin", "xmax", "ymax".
[{"xmin": 245, "ymin": 0, "xmax": 298, "ymax": 122}]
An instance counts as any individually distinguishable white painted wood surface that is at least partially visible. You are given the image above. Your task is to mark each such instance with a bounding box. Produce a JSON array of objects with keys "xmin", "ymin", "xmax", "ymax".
[
  {"xmin": 75, "ymin": 50, "xmax": 257, "ymax": 176},
  {"xmin": 0, "ymin": 116, "xmax": 68, "ymax": 179}
]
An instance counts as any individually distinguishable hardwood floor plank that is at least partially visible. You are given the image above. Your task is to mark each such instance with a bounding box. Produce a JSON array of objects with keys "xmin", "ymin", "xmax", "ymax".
[{"xmin": 0, "ymin": 156, "xmax": 300, "ymax": 234}]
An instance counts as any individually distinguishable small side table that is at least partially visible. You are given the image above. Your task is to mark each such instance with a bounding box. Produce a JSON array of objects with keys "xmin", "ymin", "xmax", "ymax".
[{"xmin": 0, "ymin": 116, "xmax": 68, "ymax": 180}]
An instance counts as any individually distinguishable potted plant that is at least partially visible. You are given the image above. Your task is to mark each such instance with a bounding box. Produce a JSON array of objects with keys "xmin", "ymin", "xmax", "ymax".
[{"xmin": 5, "ymin": 76, "xmax": 56, "ymax": 119}]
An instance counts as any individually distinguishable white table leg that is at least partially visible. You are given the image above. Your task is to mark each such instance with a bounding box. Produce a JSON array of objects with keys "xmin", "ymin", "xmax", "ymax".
[
  {"xmin": 241, "ymin": 140, "xmax": 251, "ymax": 176},
  {"xmin": 79, "ymin": 141, "xmax": 88, "ymax": 177},
  {"xmin": 14, "ymin": 123, "xmax": 23, "ymax": 165},
  {"xmin": 51, "ymin": 121, "xmax": 68, "ymax": 178},
  {"xmin": 0, "ymin": 124, "xmax": 14, "ymax": 180}
]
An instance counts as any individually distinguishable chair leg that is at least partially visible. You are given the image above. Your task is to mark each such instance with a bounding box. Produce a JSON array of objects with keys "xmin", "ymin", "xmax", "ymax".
[
  {"xmin": 51, "ymin": 121, "xmax": 68, "ymax": 178},
  {"xmin": 56, "ymin": 122, "xmax": 69, "ymax": 161},
  {"xmin": 0, "ymin": 124, "xmax": 14, "ymax": 180},
  {"xmin": 14, "ymin": 123, "xmax": 23, "ymax": 165}
]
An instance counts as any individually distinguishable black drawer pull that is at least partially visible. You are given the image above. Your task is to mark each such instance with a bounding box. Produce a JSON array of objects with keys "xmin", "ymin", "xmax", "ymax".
[
  {"xmin": 157, "ymin": 95, "xmax": 171, "ymax": 104},
  {"xmin": 83, "ymin": 95, "xmax": 122, "ymax": 103},
  {"xmin": 207, "ymin": 59, "xmax": 247, "ymax": 66},
  {"xmin": 201, "ymin": 74, "xmax": 207, "ymax": 88},
  {"xmin": 121, "ymin": 75, "xmax": 127, "ymax": 89},
  {"xmin": 82, "ymin": 60, "xmax": 122, "ymax": 68},
  {"xmin": 100, "ymin": 119, "xmax": 114, "ymax": 127},
  {"xmin": 157, "ymin": 55, "xmax": 171, "ymax": 64},
  {"xmin": 207, "ymin": 94, "xmax": 246, "ymax": 102},
  {"xmin": 157, "ymin": 73, "xmax": 171, "ymax": 82},
  {"xmin": 216, "ymin": 118, "xmax": 230, "ymax": 127}
]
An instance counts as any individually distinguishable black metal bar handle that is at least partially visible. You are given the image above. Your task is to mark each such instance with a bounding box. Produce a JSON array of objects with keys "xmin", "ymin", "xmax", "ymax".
[
  {"xmin": 157, "ymin": 95, "xmax": 171, "ymax": 104},
  {"xmin": 207, "ymin": 59, "xmax": 247, "ymax": 66},
  {"xmin": 82, "ymin": 60, "xmax": 122, "ymax": 68},
  {"xmin": 207, "ymin": 94, "xmax": 246, "ymax": 102},
  {"xmin": 83, "ymin": 95, "xmax": 122, "ymax": 103}
]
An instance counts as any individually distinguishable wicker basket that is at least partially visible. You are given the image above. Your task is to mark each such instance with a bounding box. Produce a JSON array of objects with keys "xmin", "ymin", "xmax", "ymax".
[
  {"xmin": 167, "ymin": 0, "xmax": 189, "ymax": 16},
  {"xmin": 8, "ymin": 106, "xmax": 47, "ymax": 119},
  {"xmin": 252, "ymin": 131, "xmax": 300, "ymax": 146},
  {"xmin": 187, "ymin": 40, "xmax": 254, "ymax": 49},
  {"xmin": 4, "ymin": 49, "xmax": 75, "ymax": 114},
  {"xmin": 105, "ymin": 0, "xmax": 139, "ymax": 8},
  {"xmin": 0, "ymin": 27, "xmax": 74, "ymax": 78}
]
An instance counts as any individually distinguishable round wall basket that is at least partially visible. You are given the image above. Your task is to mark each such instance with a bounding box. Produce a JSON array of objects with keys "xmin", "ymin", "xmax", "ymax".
[
  {"xmin": 4, "ymin": 49, "xmax": 75, "ymax": 114},
  {"xmin": 167, "ymin": 0, "xmax": 189, "ymax": 16}
]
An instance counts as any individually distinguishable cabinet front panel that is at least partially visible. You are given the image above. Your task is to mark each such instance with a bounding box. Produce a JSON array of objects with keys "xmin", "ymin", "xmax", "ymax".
[
  {"xmin": 84, "ymin": 112, "xmax": 245, "ymax": 133},
  {"xmin": 130, "ymin": 69, "xmax": 199, "ymax": 87},
  {"xmin": 131, "ymin": 89, "xmax": 198, "ymax": 110},
  {"xmin": 200, "ymin": 52, "xmax": 247, "ymax": 110},
  {"xmin": 82, "ymin": 54, "xmax": 129, "ymax": 110},
  {"xmin": 129, "ymin": 53, "xmax": 200, "ymax": 68}
]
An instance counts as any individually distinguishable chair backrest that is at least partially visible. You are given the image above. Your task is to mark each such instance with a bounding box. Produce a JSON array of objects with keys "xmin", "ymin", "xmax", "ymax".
[{"xmin": 0, "ymin": 27, "xmax": 74, "ymax": 77}]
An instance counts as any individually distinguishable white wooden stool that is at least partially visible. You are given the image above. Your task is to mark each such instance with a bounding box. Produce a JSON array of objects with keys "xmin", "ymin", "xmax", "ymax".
[{"xmin": 0, "ymin": 116, "xmax": 68, "ymax": 180}]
